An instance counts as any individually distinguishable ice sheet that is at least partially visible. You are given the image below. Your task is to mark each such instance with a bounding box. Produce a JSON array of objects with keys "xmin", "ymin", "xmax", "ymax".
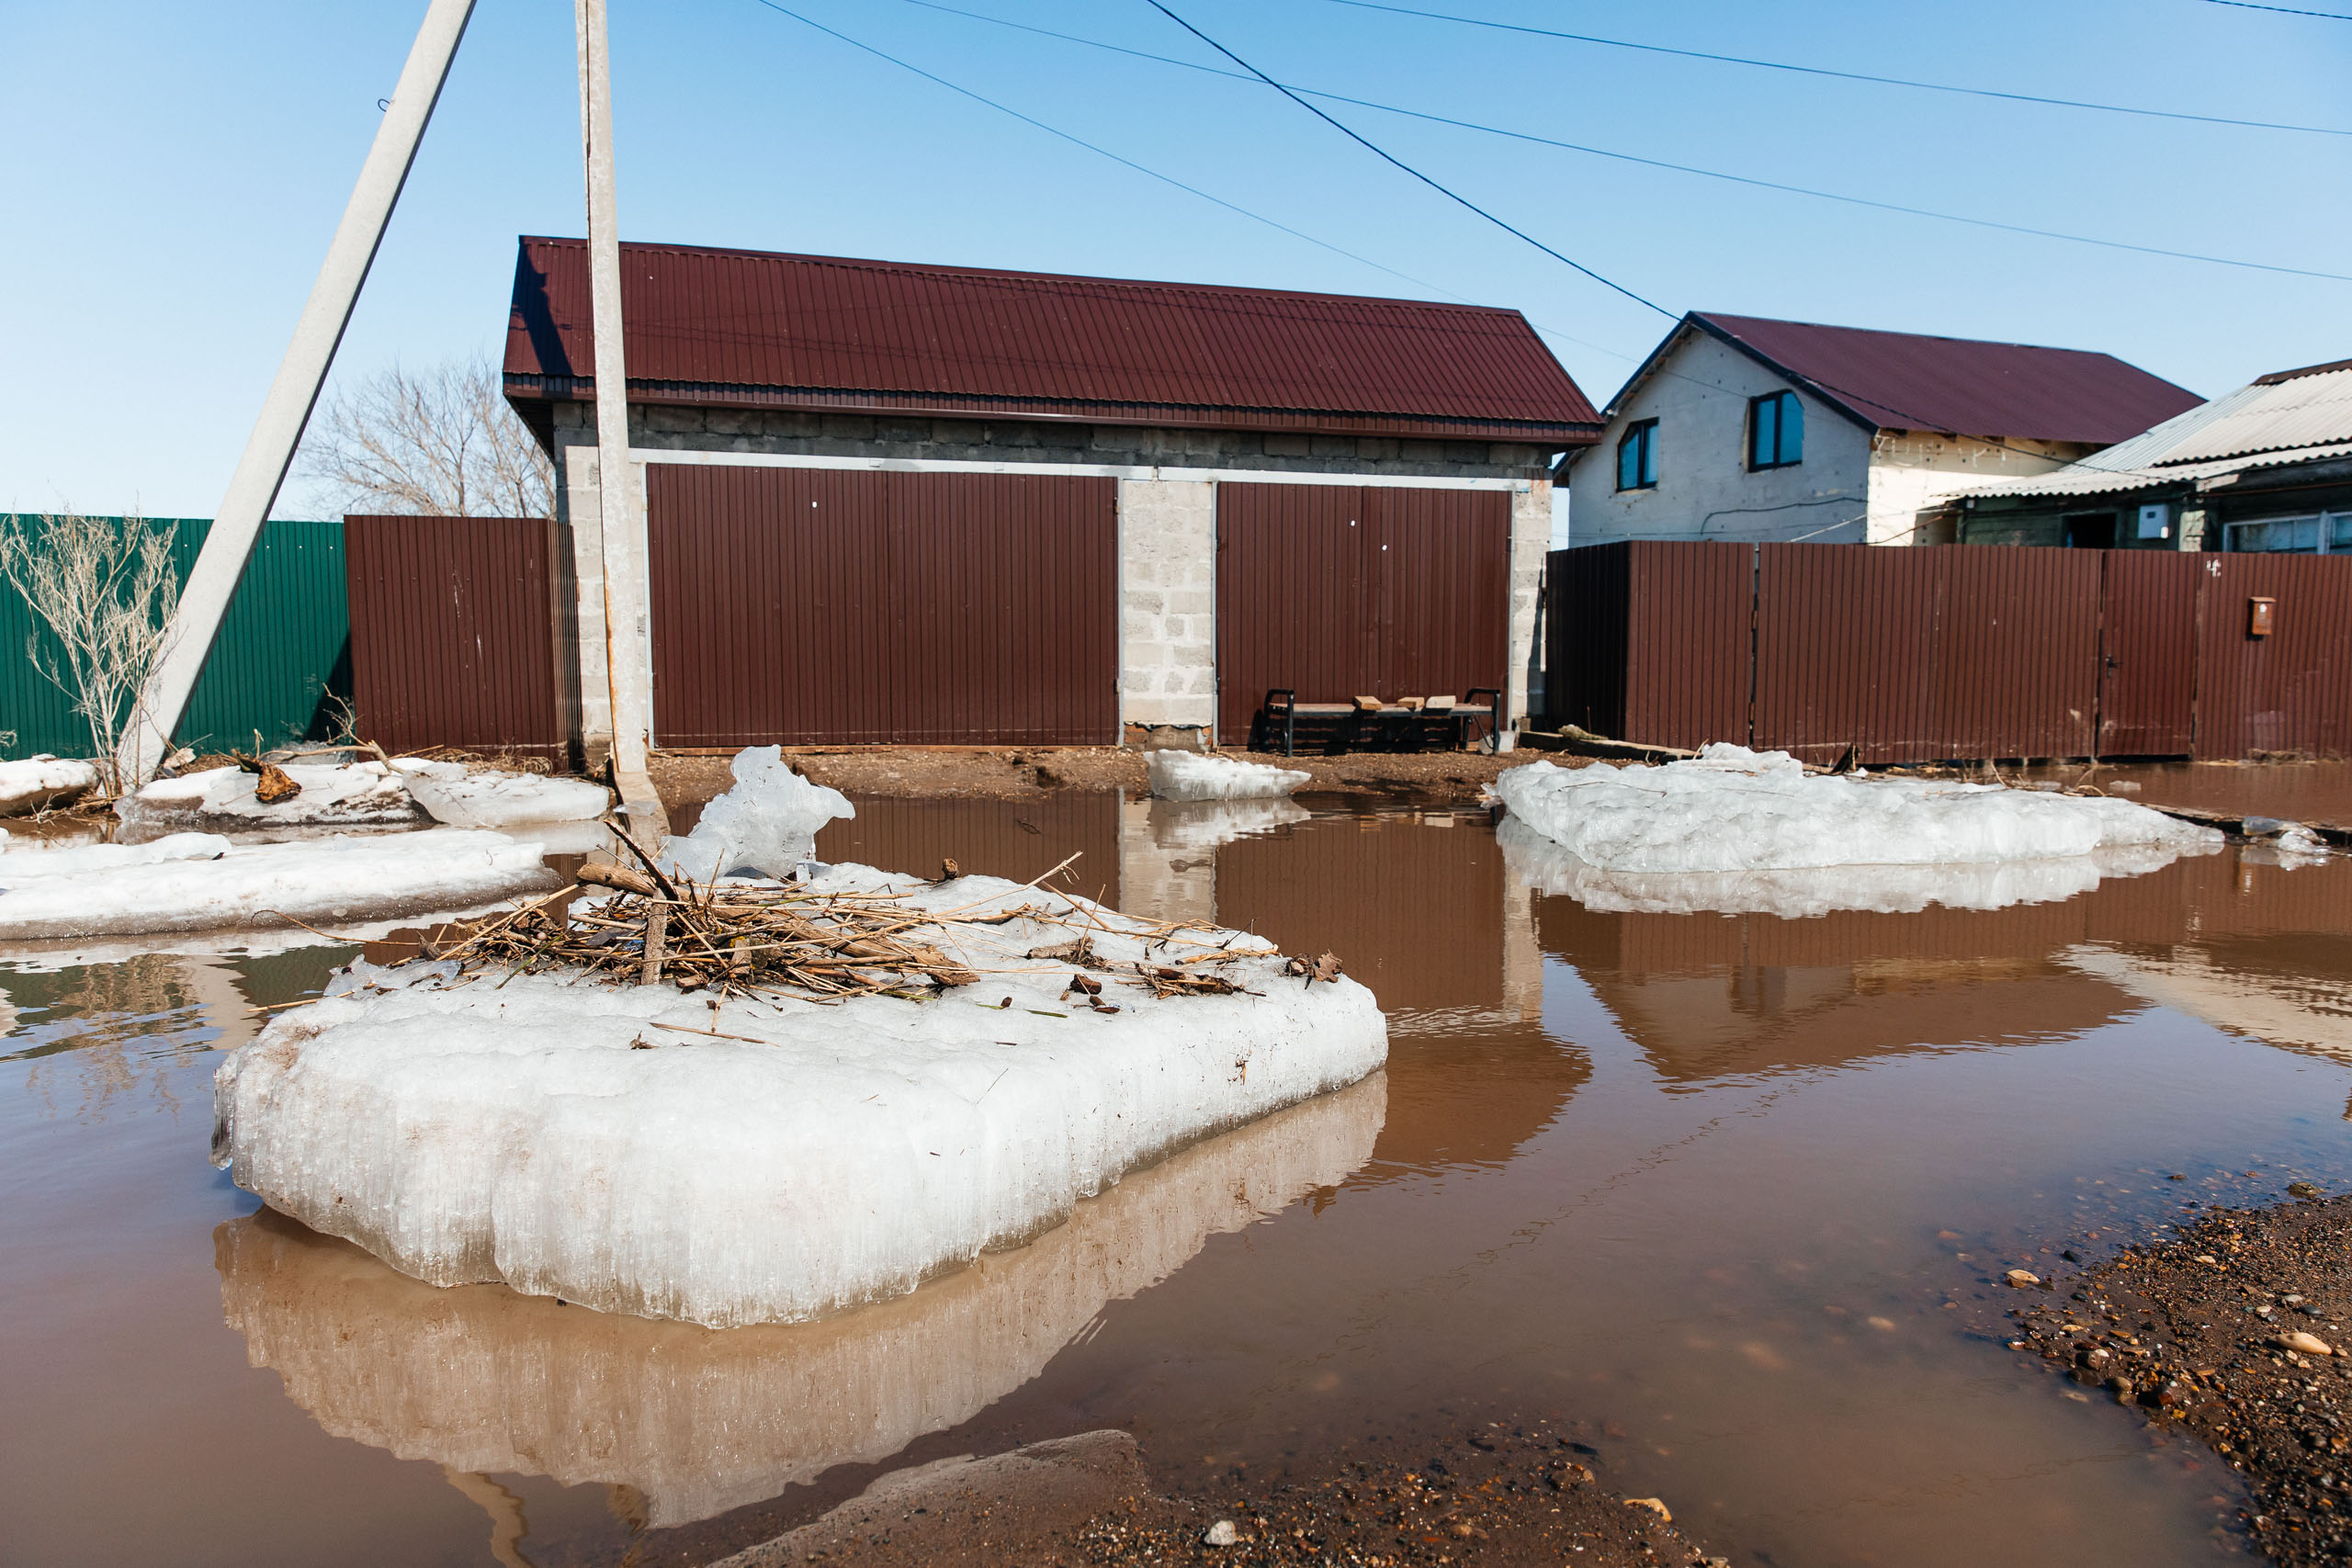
[
  {"xmin": 212, "ymin": 866, "xmax": 1388, "ymax": 1328},
  {"xmin": 389, "ymin": 758, "xmax": 611, "ymax": 829},
  {"xmin": 662, "ymin": 746, "xmax": 854, "ymax": 882},
  {"xmin": 1147, "ymin": 750, "xmax": 1310, "ymax": 802},
  {"xmin": 0, "ymin": 828, "xmax": 555, "ymax": 940},
  {"xmin": 1496, "ymin": 745, "xmax": 2221, "ymax": 874},
  {"xmin": 117, "ymin": 762, "xmax": 426, "ymax": 834},
  {"xmin": 215, "ymin": 1074, "xmax": 1382, "ymax": 1526},
  {"xmin": 0, "ymin": 755, "xmax": 99, "ymax": 817}
]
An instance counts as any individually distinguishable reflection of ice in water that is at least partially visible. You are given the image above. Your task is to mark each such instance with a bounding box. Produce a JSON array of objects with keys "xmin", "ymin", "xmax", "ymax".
[
  {"xmin": 2065, "ymin": 944, "xmax": 2352, "ymax": 1063},
  {"xmin": 216, "ymin": 1072, "xmax": 1384, "ymax": 1528},
  {"xmin": 1147, "ymin": 796, "xmax": 1309, "ymax": 851},
  {"xmin": 1498, "ymin": 815, "xmax": 2211, "ymax": 919}
]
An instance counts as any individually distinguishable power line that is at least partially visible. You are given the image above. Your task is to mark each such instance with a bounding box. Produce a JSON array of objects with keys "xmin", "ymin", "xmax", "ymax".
[
  {"xmin": 1136, "ymin": 0, "xmax": 1675, "ymax": 316},
  {"xmin": 1320, "ymin": 0, "xmax": 2352, "ymax": 138},
  {"xmin": 2203, "ymin": 0, "xmax": 2352, "ymax": 16},
  {"xmin": 898, "ymin": 0, "xmax": 2352, "ymax": 285},
  {"xmin": 740, "ymin": 0, "xmax": 1456, "ymax": 302}
]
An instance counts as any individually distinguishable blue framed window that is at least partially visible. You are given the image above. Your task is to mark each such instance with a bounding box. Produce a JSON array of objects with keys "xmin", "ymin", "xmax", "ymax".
[
  {"xmin": 1747, "ymin": 389, "xmax": 1804, "ymax": 470},
  {"xmin": 1616, "ymin": 419, "xmax": 1659, "ymax": 491}
]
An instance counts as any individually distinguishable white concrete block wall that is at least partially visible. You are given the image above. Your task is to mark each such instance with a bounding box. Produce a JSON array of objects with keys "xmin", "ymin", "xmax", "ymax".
[
  {"xmin": 1509, "ymin": 480, "xmax": 1550, "ymax": 727},
  {"xmin": 556, "ymin": 443, "xmax": 615, "ymax": 761},
  {"xmin": 1117, "ymin": 479, "xmax": 1217, "ymax": 730}
]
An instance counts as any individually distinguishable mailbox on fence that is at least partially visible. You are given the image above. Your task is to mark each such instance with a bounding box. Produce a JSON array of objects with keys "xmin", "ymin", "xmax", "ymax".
[{"xmin": 2248, "ymin": 596, "xmax": 2276, "ymax": 639}]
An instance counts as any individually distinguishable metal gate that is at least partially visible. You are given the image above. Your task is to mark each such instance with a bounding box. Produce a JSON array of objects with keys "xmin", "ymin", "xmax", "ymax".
[
  {"xmin": 1216, "ymin": 483, "xmax": 1510, "ymax": 742},
  {"xmin": 2098, "ymin": 551, "xmax": 2198, "ymax": 757},
  {"xmin": 647, "ymin": 464, "xmax": 1118, "ymax": 747}
]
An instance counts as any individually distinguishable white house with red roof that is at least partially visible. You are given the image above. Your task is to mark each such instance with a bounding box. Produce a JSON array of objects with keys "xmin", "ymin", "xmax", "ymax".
[{"xmin": 1562, "ymin": 313, "xmax": 2199, "ymax": 547}]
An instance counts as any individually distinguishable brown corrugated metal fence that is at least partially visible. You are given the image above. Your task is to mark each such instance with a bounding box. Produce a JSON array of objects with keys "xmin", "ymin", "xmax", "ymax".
[
  {"xmin": 1547, "ymin": 542, "xmax": 2352, "ymax": 761},
  {"xmin": 646, "ymin": 464, "xmax": 1118, "ymax": 747},
  {"xmin": 345, "ymin": 515, "xmax": 563, "ymax": 758},
  {"xmin": 1217, "ymin": 483, "xmax": 1509, "ymax": 742}
]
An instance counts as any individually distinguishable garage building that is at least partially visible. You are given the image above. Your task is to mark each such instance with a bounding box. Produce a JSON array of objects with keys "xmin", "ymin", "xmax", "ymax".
[{"xmin": 503, "ymin": 237, "xmax": 1600, "ymax": 759}]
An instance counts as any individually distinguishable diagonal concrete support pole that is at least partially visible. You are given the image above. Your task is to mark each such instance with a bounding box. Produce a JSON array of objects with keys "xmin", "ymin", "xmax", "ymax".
[
  {"xmin": 119, "ymin": 0, "xmax": 477, "ymax": 785},
  {"xmin": 575, "ymin": 0, "xmax": 665, "ymax": 838}
]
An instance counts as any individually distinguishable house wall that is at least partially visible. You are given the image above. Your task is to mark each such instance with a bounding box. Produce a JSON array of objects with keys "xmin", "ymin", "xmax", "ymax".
[
  {"xmin": 1565, "ymin": 333, "xmax": 1872, "ymax": 547},
  {"xmin": 1865, "ymin": 433, "xmax": 2086, "ymax": 546},
  {"xmin": 549, "ymin": 409, "xmax": 1563, "ymax": 753}
]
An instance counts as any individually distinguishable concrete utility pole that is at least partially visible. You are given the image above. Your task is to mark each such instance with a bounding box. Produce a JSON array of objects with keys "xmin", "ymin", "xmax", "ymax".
[
  {"xmin": 119, "ymin": 0, "xmax": 478, "ymax": 784},
  {"xmin": 574, "ymin": 0, "xmax": 662, "ymax": 829}
]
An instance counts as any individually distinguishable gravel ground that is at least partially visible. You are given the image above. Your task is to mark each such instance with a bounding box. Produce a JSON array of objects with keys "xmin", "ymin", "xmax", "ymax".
[
  {"xmin": 649, "ymin": 747, "xmax": 1548, "ymax": 808},
  {"xmin": 693, "ymin": 1425, "xmax": 1721, "ymax": 1568},
  {"xmin": 2002, "ymin": 1190, "xmax": 2352, "ymax": 1566}
]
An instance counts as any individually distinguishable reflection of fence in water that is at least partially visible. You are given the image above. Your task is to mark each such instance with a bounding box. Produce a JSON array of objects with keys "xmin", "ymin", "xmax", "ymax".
[{"xmin": 214, "ymin": 1073, "xmax": 1385, "ymax": 1529}]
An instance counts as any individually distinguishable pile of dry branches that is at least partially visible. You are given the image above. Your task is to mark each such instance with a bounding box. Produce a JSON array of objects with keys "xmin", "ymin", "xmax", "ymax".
[{"xmin": 400, "ymin": 838, "xmax": 1342, "ymax": 1010}]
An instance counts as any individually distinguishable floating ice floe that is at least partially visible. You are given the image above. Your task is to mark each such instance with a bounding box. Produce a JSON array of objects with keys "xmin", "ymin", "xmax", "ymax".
[
  {"xmin": 388, "ymin": 757, "xmax": 610, "ymax": 830},
  {"xmin": 1147, "ymin": 749, "xmax": 1310, "ymax": 802},
  {"xmin": 212, "ymin": 864, "xmax": 1386, "ymax": 1329},
  {"xmin": 0, "ymin": 828, "xmax": 555, "ymax": 941},
  {"xmin": 117, "ymin": 761, "xmax": 425, "ymax": 834},
  {"xmin": 662, "ymin": 745, "xmax": 854, "ymax": 881},
  {"xmin": 214, "ymin": 1074, "xmax": 1381, "ymax": 1526},
  {"xmin": 1495, "ymin": 745, "xmax": 2222, "ymax": 917},
  {"xmin": 0, "ymin": 755, "xmax": 99, "ymax": 817}
]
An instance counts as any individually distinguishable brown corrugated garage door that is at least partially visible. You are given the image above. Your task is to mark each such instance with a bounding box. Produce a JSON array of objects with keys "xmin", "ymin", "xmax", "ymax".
[
  {"xmin": 1216, "ymin": 483, "xmax": 1510, "ymax": 742},
  {"xmin": 647, "ymin": 464, "xmax": 1117, "ymax": 746}
]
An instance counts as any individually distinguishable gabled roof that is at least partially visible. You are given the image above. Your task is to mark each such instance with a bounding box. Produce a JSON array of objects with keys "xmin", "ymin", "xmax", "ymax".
[
  {"xmin": 503, "ymin": 237, "xmax": 1601, "ymax": 443},
  {"xmin": 1607, "ymin": 311, "xmax": 2199, "ymax": 445},
  {"xmin": 1952, "ymin": 360, "xmax": 2352, "ymax": 502}
]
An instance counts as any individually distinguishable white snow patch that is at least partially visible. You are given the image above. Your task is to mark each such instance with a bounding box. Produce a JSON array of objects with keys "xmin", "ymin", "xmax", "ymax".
[
  {"xmin": 1497, "ymin": 745, "xmax": 2220, "ymax": 874},
  {"xmin": 661, "ymin": 746, "xmax": 854, "ymax": 882},
  {"xmin": 390, "ymin": 758, "xmax": 611, "ymax": 829},
  {"xmin": 212, "ymin": 866, "xmax": 1387, "ymax": 1329},
  {"xmin": 0, "ymin": 755, "xmax": 99, "ymax": 817},
  {"xmin": 0, "ymin": 828, "xmax": 555, "ymax": 940},
  {"xmin": 1147, "ymin": 750, "xmax": 1309, "ymax": 802},
  {"xmin": 118, "ymin": 761, "xmax": 425, "ymax": 833},
  {"xmin": 215, "ymin": 1074, "xmax": 1382, "ymax": 1526}
]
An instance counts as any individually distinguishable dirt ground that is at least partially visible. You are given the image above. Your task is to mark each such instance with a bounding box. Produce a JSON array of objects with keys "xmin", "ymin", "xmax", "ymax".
[
  {"xmin": 678, "ymin": 1423, "xmax": 1723, "ymax": 1568},
  {"xmin": 649, "ymin": 746, "xmax": 1548, "ymax": 809},
  {"xmin": 2000, "ymin": 1190, "xmax": 2352, "ymax": 1567}
]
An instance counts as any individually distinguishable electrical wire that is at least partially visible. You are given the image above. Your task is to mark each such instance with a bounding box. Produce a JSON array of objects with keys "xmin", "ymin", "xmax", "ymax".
[
  {"xmin": 1136, "ymin": 0, "xmax": 1674, "ymax": 315},
  {"xmin": 2202, "ymin": 0, "xmax": 2352, "ymax": 17},
  {"xmin": 1319, "ymin": 0, "xmax": 2352, "ymax": 138},
  {"xmin": 896, "ymin": 0, "xmax": 2352, "ymax": 285}
]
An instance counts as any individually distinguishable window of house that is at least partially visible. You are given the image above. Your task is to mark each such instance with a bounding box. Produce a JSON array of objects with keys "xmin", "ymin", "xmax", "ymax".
[
  {"xmin": 2226, "ymin": 514, "xmax": 2324, "ymax": 553},
  {"xmin": 1747, "ymin": 390, "xmax": 1804, "ymax": 470},
  {"xmin": 1616, "ymin": 419, "xmax": 1658, "ymax": 491}
]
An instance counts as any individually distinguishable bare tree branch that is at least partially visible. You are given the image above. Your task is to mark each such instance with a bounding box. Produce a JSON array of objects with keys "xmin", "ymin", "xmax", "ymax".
[
  {"xmin": 0, "ymin": 509, "xmax": 184, "ymax": 789},
  {"xmin": 299, "ymin": 358, "xmax": 553, "ymax": 519}
]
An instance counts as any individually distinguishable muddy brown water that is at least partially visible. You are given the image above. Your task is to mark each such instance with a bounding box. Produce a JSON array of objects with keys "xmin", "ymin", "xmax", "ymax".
[{"xmin": 8, "ymin": 795, "xmax": 2352, "ymax": 1565}]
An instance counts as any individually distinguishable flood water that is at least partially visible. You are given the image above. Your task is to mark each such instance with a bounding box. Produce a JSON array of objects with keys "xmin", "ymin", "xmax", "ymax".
[{"xmin": 9, "ymin": 790, "xmax": 2352, "ymax": 1566}]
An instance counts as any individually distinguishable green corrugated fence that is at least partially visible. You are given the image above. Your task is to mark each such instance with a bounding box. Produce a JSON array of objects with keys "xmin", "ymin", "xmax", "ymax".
[{"xmin": 0, "ymin": 516, "xmax": 351, "ymax": 761}]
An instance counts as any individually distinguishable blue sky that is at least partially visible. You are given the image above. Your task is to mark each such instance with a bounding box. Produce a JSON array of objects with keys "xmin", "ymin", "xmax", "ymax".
[{"xmin": 3, "ymin": 0, "xmax": 2346, "ymax": 518}]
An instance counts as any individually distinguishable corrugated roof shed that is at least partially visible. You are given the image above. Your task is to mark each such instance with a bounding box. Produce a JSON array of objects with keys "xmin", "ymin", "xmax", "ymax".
[
  {"xmin": 1685, "ymin": 312, "xmax": 2201, "ymax": 445},
  {"xmin": 1953, "ymin": 361, "xmax": 2352, "ymax": 501},
  {"xmin": 503, "ymin": 237, "xmax": 1601, "ymax": 443}
]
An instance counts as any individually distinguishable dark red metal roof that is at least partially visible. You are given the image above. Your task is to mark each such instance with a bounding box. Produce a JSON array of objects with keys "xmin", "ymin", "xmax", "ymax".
[
  {"xmin": 1689, "ymin": 312, "xmax": 2199, "ymax": 445},
  {"xmin": 504, "ymin": 237, "xmax": 1600, "ymax": 443}
]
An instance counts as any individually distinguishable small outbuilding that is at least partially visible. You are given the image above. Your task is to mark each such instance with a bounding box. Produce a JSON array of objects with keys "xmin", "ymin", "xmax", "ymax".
[
  {"xmin": 503, "ymin": 239, "xmax": 1600, "ymax": 758},
  {"xmin": 1951, "ymin": 357, "xmax": 2352, "ymax": 552}
]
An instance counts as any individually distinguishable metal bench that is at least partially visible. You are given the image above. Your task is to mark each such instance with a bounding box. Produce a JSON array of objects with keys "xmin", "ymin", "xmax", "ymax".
[{"xmin": 1259, "ymin": 689, "xmax": 1503, "ymax": 757}]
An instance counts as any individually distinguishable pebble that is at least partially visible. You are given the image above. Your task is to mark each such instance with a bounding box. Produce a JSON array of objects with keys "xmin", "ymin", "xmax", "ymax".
[
  {"xmin": 1202, "ymin": 1519, "xmax": 1239, "ymax": 1547},
  {"xmin": 1623, "ymin": 1497, "xmax": 1672, "ymax": 1523},
  {"xmin": 2278, "ymin": 1331, "xmax": 2335, "ymax": 1357},
  {"xmin": 2007, "ymin": 1269, "xmax": 2042, "ymax": 1288}
]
